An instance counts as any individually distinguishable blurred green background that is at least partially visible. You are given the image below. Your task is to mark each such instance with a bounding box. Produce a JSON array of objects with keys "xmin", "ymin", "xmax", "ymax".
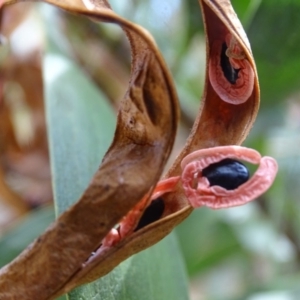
[{"xmin": 1, "ymin": 0, "xmax": 300, "ymax": 299}]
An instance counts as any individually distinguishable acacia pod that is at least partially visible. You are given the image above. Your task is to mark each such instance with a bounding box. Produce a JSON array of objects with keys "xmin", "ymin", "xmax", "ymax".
[
  {"xmin": 164, "ymin": 0, "xmax": 260, "ymax": 204},
  {"xmin": 52, "ymin": 0, "xmax": 263, "ymax": 294},
  {"xmin": 0, "ymin": 0, "xmax": 264, "ymax": 298},
  {"xmin": 0, "ymin": 3, "xmax": 179, "ymax": 300}
]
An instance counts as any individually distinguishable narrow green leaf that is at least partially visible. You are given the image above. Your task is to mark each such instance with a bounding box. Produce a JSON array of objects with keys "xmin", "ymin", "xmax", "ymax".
[
  {"xmin": 43, "ymin": 53, "xmax": 116, "ymax": 215},
  {"xmin": 176, "ymin": 209, "xmax": 242, "ymax": 276},
  {"xmin": 0, "ymin": 206, "xmax": 55, "ymax": 267},
  {"xmin": 248, "ymin": 0, "xmax": 300, "ymax": 105}
]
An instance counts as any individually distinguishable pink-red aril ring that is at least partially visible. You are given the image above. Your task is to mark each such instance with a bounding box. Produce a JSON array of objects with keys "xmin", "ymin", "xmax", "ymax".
[
  {"xmin": 99, "ymin": 176, "xmax": 180, "ymax": 250},
  {"xmin": 180, "ymin": 146, "xmax": 278, "ymax": 209},
  {"xmin": 209, "ymin": 33, "xmax": 255, "ymax": 104},
  {"xmin": 97, "ymin": 146, "xmax": 277, "ymax": 255}
]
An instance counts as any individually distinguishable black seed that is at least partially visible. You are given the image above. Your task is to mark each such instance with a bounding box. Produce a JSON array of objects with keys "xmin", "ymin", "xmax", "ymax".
[
  {"xmin": 220, "ymin": 42, "xmax": 240, "ymax": 84},
  {"xmin": 134, "ymin": 197, "xmax": 165, "ymax": 232},
  {"xmin": 202, "ymin": 158, "xmax": 249, "ymax": 190}
]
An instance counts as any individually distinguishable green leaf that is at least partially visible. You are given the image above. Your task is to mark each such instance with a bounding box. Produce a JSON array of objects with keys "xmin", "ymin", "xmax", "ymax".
[
  {"xmin": 0, "ymin": 206, "xmax": 55, "ymax": 268},
  {"xmin": 248, "ymin": 0, "xmax": 300, "ymax": 106},
  {"xmin": 176, "ymin": 209, "xmax": 243, "ymax": 276},
  {"xmin": 43, "ymin": 53, "xmax": 116, "ymax": 215}
]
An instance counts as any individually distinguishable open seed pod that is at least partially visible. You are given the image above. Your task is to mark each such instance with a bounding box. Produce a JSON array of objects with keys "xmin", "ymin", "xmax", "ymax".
[
  {"xmin": 0, "ymin": 2, "xmax": 179, "ymax": 299},
  {"xmin": 48, "ymin": 0, "xmax": 262, "ymax": 296},
  {"xmin": 0, "ymin": 0, "xmax": 275, "ymax": 299}
]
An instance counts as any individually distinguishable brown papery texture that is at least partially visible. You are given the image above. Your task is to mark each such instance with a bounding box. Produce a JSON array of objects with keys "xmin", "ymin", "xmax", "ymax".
[
  {"xmin": 51, "ymin": 0, "xmax": 261, "ymax": 294},
  {"xmin": 0, "ymin": 2, "xmax": 179, "ymax": 300},
  {"xmin": 0, "ymin": 0, "xmax": 260, "ymax": 298}
]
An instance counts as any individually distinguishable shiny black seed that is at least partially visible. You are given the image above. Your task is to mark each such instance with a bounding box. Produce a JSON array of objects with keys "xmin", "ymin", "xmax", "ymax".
[
  {"xmin": 220, "ymin": 42, "xmax": 240, "ymax": 84},
  {"xmin": 134, "ymin": 197, "xmax": 165, "ymax": 232},
  {"xmin": 202, "ymin": 158, "xmax": 249, "ymax": 190}
]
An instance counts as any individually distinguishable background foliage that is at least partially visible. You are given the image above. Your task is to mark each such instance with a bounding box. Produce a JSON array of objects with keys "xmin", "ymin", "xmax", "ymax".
[{"xmin": 1, "ymin": 0, "xmax": 300, "ymax": 299}]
